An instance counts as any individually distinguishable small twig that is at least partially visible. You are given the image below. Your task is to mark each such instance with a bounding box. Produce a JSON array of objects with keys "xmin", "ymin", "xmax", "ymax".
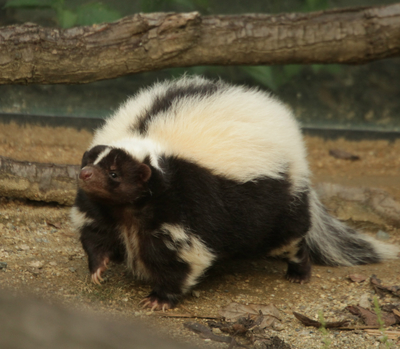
[
  {"xmin": 337, "ymin": 326, "xmax": 381, "ymax": 330},
  {"xmin": 365, "ymin": 329, "xmax": 400, "ymax": 339},
  {"xmin": 155, "ymin": 312, "xmax": 222, "ymax": 320}
]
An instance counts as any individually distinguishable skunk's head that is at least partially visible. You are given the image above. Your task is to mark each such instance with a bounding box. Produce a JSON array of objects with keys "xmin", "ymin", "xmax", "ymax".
[{"xmin": 78, "ymin": 145, "xmax": 152, "ymax": 205}]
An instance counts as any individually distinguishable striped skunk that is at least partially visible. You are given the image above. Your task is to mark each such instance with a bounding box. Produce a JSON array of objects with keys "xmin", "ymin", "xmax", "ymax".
[{"xmin": 71, "ymin": 76, "xmax": 399, "ymax": 310}]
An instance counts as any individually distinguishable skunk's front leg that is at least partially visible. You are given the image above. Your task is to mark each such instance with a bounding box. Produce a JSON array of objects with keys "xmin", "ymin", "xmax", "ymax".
[
  {"xmin": 139, "ymin": 241, "xmax": 191, "ymax": 310},
  {"xmin": 80, "ymin": 224, "xmax": 125, "ymax": 285},
  {"xmin": 139, "ymin": 227, "xmax": 215, "ymax": 310}
]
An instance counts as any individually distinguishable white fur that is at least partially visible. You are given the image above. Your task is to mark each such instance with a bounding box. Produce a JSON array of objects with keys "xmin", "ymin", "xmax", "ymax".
[
  {"xmin": 91, "ymin": 76, "xmax": 310, "ymax": 192},
  {"xmin": 122, "ymin": 222, "xmax": 215, "ymax": 291},
  {"xmin": 87, "ymin": 76, "xmax": 398, "ymax": 268},
  {"xmin": 70, "ymin": 207, "xmax": 94, "ymax": 230},
  {"xmin": 108, "ymin": 137, "xmax": 163, "ymax": 171},
  {"xmin": 93, "ymin": 147, "xmax": 112, "ymax": 165},
  {"xmin": 161, "ymin": 224, "xmax": 216, "ymax": 292},
  {"xmin": 306, "ymin": 189, "xmax": 399, "ymax": 265},
  {"xmin": 268, "ymin": 237, "xmax": 302, "ymax": 262}
]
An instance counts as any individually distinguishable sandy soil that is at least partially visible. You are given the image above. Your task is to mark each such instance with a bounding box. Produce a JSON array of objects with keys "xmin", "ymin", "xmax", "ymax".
[{"xmin": 0, "ymin": 122, "xmax": 400, "ymax": 348}]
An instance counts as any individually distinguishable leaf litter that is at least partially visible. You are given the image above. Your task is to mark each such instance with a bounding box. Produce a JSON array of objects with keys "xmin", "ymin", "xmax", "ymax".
[{"xmin": 184, "ymin": 302, "xmax": 291, "ymax": 348}]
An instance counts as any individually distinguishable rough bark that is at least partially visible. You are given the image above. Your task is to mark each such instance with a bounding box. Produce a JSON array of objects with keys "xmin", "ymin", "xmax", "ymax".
[
  {"xmin": 0, "ymin": 156, "xmax": 79, "ymax": 205},
  {"xmin": 315, "ymin": 182, "xmax": 400, "ymax": 228},
  {"xmin": 1, "ymin": 4, "xmax": 400, "ymax": 84}
]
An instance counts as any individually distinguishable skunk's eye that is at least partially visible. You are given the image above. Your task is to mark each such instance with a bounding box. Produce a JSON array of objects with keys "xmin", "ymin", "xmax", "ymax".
[{"xmin": 109, "ymin": 172, "xmax": 118, "ymax": 179}]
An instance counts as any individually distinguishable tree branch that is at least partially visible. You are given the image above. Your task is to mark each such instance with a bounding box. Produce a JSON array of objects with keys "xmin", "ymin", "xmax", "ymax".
[{"xmin": 1, "ymin": 4, "xmax": 400, "ymax": 84}]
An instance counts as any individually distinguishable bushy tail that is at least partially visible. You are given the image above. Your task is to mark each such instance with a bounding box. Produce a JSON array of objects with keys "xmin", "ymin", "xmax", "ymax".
[{"xmin": 305, "ymin": 189, "xmax": 399, "ymax": 266}]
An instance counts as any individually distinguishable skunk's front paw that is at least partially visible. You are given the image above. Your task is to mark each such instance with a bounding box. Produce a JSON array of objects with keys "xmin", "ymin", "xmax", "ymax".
[{"xmin": 91, "ymin": 257, "xmax": 110, "ymax": 285}]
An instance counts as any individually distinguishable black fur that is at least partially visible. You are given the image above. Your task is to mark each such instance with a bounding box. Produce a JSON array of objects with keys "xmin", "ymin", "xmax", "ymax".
[
  {"xmin": 73, "ymin": 77, "xmax": 398, "ymax": 309},
  {"xmin": 286, "ymin": 239, "xmax": 312, "ymax": 283},
  {"xmin": 75, "ymin": 147, "xmax": 311, "ymax": 307},
  {"xmin": 136, "ymin": 81, "xmax": 219, "ymax": 134},
  {"xmin": 75, "ymin": 189, "xmax": 126, "ymax": 274}
]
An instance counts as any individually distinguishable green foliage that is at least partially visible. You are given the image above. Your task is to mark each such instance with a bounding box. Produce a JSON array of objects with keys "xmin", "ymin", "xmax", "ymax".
[
  {"xmin": 58, "ymin": 9, "xmax": 77, "ymax": 29},
  {"xmin": 241, "ymin": 64, "xmax": 342, "ymax": 91},
  {"xmin": 241, "ymin": 66, "xmax": 277, "ymax": 90},
  {"xmin": 4, "ymin": 0, "xmax": 61, "ymax": 7},
  {"xmin": 318, "ymin": 311, "xmax": 331, "ymax": 349},
  {"xmin": 373, "ymin": 296, "xmax": 392, "ymax": 348},
  {"xmin": 4, "ymin": 0, "xmax": 121, "ymax": 28},
  {"xmin": 302, "ymin": 0, "xmax": 329, "ymax": 12},
  {"xmin": 74, "ymin": 3, "xmax": 120, "ymax": 26},
  {"xmin": 138, "ymin": 0, "xmax": 210, "ymax": 14}
]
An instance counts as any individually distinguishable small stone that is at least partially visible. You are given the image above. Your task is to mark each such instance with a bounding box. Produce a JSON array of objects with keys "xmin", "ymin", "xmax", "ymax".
[
  {"xmin": 348, "ymin": 274, "xmax": 367, "ymax": 283},
  {"xmin": 0, "ymin": 262, "xmax": 7, "ymax": 269},
  {"xmin": 19, "ymin": 244, "xmax": 30, "ymax": 251},
  {"xmin": 28, "ymin": 268, "xmax": 41, "ymax": 275},
  {"xmin": 28, "ymin": 261, "xmax": 44, "ymax": 269},
  {"xmin": 273, "ymin": 322, "xmax": 284, "ymax": 331},
  {"xmin": 213, "ymin": 328, "xmax": 222, "ymax": 334},
  {"xmin": 359, "ymin": 293, "xmax": 371, "ymax": 309}
]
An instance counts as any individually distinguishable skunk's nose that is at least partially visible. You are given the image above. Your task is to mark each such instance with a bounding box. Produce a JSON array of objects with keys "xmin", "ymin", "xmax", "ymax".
[{"xmin": 79, "ymin": 167, "xmax": 93, "ymax": 181}]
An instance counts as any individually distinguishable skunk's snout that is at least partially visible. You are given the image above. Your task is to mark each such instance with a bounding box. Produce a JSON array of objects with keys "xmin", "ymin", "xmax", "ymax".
[{"xmin": 79, "ymin": 167, "xmax": 93, "ymax": 181}]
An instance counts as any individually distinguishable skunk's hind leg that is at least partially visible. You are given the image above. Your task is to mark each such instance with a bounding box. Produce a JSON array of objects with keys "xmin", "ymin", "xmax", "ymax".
[{"xmin": 285, "ymin": 239, "xmax": 312, "ymax": 284}]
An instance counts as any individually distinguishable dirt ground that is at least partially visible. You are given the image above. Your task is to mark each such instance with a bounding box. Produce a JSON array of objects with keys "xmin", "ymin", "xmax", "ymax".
[{"xmin": 1, "ymin": 122, "xmax": 400, "ymax": 349}]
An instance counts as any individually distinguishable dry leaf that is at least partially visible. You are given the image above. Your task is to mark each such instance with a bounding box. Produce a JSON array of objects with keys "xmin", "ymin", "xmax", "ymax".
[
  {"xmin": 46, "ymin": 221, "xmax": 61, "ymax": 229},
  {"xmin": 220, "ymin": 302, "xmax": 281, "ymax": 329},
  {"xmin": 393, "ymin": 309, "xmax": 400, "ymax": 322},
  {"xmin": 183, "ymin": 322, "xmax": 233, "ymax": 344},
  {"xmin": 346, "ymin": 305, "xmax": 399, "ymax": 327},
  {"xmin": 370, "ymin": 275, "xmax": 400, "ymax": 297},
  {"xmin": 293, "ymin": 312, "xmax": 349, "ymax": 329}
]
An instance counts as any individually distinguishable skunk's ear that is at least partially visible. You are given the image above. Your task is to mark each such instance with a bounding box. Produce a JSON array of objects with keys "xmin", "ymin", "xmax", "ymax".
[{"xmin": 139, "ymin": 163, "xmax": 152, "ymax": 183}]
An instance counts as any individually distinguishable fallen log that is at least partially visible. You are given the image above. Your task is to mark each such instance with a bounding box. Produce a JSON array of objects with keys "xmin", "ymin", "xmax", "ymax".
[
  {"xmin": 0, "ymin": 156, "xmax": 79, "ymax": 205},
  {"xmin": 1, "ymin": 4, "xmax": 400, "ymax": 84}
]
